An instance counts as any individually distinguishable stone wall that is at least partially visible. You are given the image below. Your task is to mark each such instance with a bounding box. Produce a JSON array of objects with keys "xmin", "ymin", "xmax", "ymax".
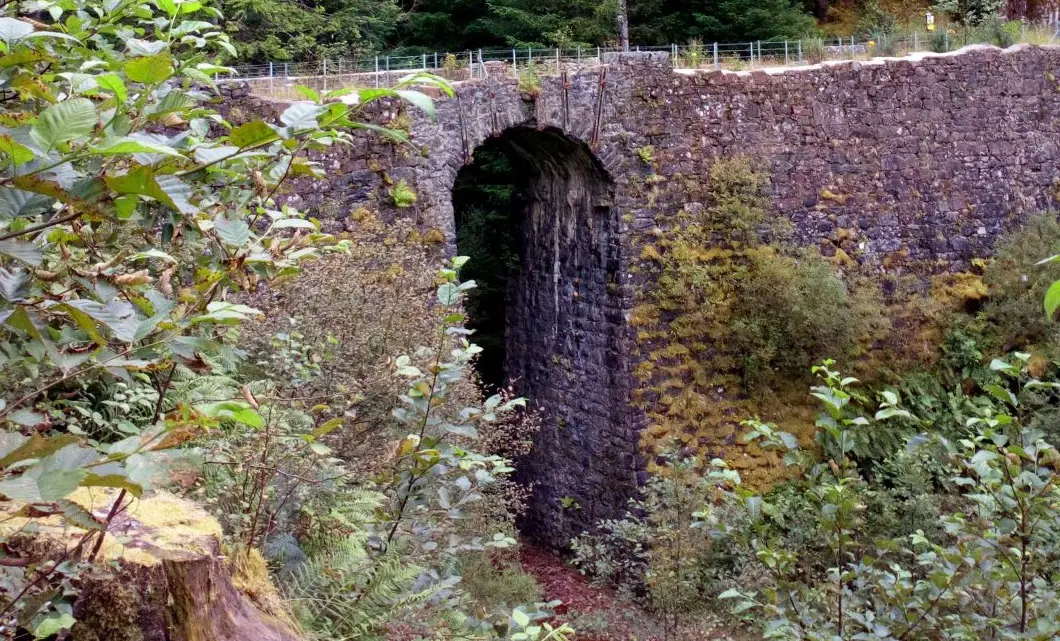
[{"xmin": 226, "ymin": 43, "xmax": 1060, "ymax": 548}]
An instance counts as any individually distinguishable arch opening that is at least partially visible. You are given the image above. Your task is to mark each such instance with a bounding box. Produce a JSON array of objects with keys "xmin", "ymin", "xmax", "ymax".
[{"xmin": 453, "ymin": 126, "xmax": 636, "ymax": 547}]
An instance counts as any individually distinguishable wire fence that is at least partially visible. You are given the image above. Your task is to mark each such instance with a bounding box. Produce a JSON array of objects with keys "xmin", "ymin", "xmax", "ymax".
[{"xmin": 228, "ymin": 25, "xmax": 1060, "ymax": 101}]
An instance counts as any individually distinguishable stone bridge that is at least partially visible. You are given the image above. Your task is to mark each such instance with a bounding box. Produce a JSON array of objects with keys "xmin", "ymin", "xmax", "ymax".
[{"xmin": 226, "ymin": 44, "xmax": 1060, "ymax": 548}]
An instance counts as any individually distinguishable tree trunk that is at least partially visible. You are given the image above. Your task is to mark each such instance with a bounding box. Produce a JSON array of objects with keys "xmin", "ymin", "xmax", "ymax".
[
  {"xmin": 616, "ymin": 0, "xmax": 629, "ymax": 52},
  {"xmin": 1, "ymin": 489, "xmax": 303, "ymax": 641}
]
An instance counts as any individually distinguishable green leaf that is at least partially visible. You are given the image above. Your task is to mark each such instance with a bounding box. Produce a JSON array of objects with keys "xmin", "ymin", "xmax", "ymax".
[
  {"xmin": 0, "ymin": 240, "xmax": 42, "ymax": 266},
  {"xmin": 280, "ymin": 102, "xmax": 326, "ymax": 130},
  {"xmin": 38, "ymin": 469, "xmax": 87, "ymax": 501},
  {"xmin": 96, "ymin": 73, "xmax": 128, "ymax": 103},
  {"xmin": 1045, "ymin": 280, "xmax": 1060, "ymax": 319},
  {"xmin": 0, "ymin": 434, "xmax": 79, "ymax": 470},
  {"xmin": 310, "ymin": 418, "xmax": 343, "ymax": 439},
  {"xmin": 125, "ymin": 53, "xmax": 174, "ymax": 84},
  {"xmin": 33, "ymin": 612, "xmax": 75, "ymax": 639},
  {"xmin": 229, "ymin": 121, "xmax": 279, "ymax": 148},
  {"xmin": 30, "ymin": 98, "xmax": 97, "ymax": 151},
  {"xmin": 65, "ymin": 299, "xmax": 139, "ymax": 342},
  {"xmin": 0, "ymin": 17, "xmax": 34, "ymax": 46},
  {"xmin": 106, "ymin": 166, "xmax": 194, "ymax": 215},
  {"xmin": 0, "ymin": 134, "xmax": 34, "ymax": 167},
  {"xmin": 394, "ymin": 90, "xmax": 436, "ymax": 119},
  {"xmin": 214, "ymin": 216, "xmax": 250, "ymax": 246},
  {"xmin": 81, "ymin": 473, "xmax": 144, "ymax": 498},
  {"xmin": 511, "ymin": 609, "xmax": 531, "ymax": 628},
  {"xmin": 89, "ymin": 136, "xmax": 184, "ymax": 157}
]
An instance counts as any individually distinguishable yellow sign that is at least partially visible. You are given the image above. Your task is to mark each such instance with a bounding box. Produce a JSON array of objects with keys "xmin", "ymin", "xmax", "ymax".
[{"xmin": 926, "ymin": 11, "xmax": 935, "ymax": 32}]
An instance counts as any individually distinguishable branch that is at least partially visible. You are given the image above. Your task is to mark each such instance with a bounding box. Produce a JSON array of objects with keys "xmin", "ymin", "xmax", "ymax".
[{"xmin": 0, "ymin": 211, "xmax": 82, "ymax": 242}]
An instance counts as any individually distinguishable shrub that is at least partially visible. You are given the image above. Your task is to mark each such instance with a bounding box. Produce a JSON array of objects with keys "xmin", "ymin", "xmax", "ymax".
[
  {"xmin": 729, "ymin": 248, "xmax": 868, "ymax": 389},
  {"xmin": 982, "ymin": 213, "xmax": 1060, "ymax": 350}
]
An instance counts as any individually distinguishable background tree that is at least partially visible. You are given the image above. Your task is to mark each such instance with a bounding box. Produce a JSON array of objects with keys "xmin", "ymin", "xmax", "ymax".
[{"xmin": 221, "ymin": 0, "xmax": 400, "ymax": 62}]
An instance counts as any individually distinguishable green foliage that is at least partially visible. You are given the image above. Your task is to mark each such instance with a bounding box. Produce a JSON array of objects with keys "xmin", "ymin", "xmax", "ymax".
[
  {"xmin": 983, "ymin": 213, "xmax": 1060, "ymax": 351},
  {"xmin": 729, "ymin": 250, "xmax": 867, "ymax": 389},
  {"xmin": 572, "ymin": 448, "xmax": 743, "ymax": 634},
  {"xmin": 720, "ymin": 355, "xmax": 1060, "ymax": 641},
  {"xmin": 221, "ymin": 0, "xmax": 400, "ymax": 62},
  {"xmin": 0, "ymin": 0, "xmax": 446, "ymax": 632},
  {"xmin": 458, "ymin": 551, "xmax": 544, "ymax": 614},
  {"xmin": 389, "ymin": 179, "xmax": 418, "ymax": 208},
  {"xmin": 932, "ymin": 0, "xmax": 1005, "ymax": 27}
]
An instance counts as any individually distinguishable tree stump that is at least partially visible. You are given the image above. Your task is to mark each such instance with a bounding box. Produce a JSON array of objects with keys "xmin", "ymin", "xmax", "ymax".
[{"xmin": 0, "ymin": 489, "xmax": 303, "ymax": 641}]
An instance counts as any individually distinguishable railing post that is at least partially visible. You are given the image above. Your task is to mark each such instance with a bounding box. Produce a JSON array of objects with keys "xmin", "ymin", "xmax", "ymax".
[
  {"xmin": 913, "ymin": 31, "xmax": 919, "ymax": 51},
  {"xmin": 512, "ymin": 48, "xmax": 517, "ymax": 79},
  {"xmin": 479, "ymin": 49, "xmax": 484, "ymax": 77},
  {"xmin": 784, "ymin": 40, "xmax": 789, "ymax": 65},
  {"xmin": 797, "ymin": 39, "xmax": 802, "ymax": 63},
  {"xmin": 757, "ymin": 40, "xmax": 762, "ymax": 65},
  {"xmin": 555, "ymin": 47, "xmax": 559, "ymax": 73},
  {"xmin": 713, "ymin": 41, "xmax": 719, "ymax": 69},
  {"xmin": 748, "ymin": 41, "xmax": 753, "ymax": 63},
  {"xmin": 422, "ymin": 53, "xmax": 427, "ymax": 71},
  {"xmin": 322, "ymin": 57, "xmax": 327, "ymax": 92},
  {"xmin": 268, "ymin": 61, "xmax": 273, "ymax": 94},
  {"xmin": 434, "ymin": 52, "xmax": 439, "ymax": 69},
  {"xmin": 284, "ymin": 62, "xmax": 288, "ymax": 79},
  {"xmin": 374, "ymin": 56, "xmax": 379, "ymax": 88},
  {"xmin": 467, "ymin": 51, "xmax": 472, "ymax": 79},
  {"xmin": 596, "ymin": 46, "xmax": 600, "ymax": 62},
  {"xmin": 385, "ymin": 55, "xmax": 390, "ymax": 86},
  {"xmin": 577, "ymin": 46, "xmax": 581, "ymax": 63}
]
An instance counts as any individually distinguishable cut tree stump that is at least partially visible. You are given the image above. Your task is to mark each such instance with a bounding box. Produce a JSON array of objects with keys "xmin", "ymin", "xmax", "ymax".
[{"xmin": 0, "ymin": 488, "xmax": 303, "ymax": 641}]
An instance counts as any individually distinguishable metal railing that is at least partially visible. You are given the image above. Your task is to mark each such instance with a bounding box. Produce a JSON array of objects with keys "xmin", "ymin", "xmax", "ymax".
[{"xmin": 226, "ymin": 26, "xmax": 1060, "ymax": 100}]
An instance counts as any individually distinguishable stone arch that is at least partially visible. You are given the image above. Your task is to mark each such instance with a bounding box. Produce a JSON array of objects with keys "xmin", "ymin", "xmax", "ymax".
[{"xmin": 452, "ymin": 125, "xmax": 640, "ymax": 548}]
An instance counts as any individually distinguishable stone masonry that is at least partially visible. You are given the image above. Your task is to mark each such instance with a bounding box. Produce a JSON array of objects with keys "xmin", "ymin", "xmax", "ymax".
[{"xmin": 225, "ymin": 44, "xmax": 1060, "ymax": 548}]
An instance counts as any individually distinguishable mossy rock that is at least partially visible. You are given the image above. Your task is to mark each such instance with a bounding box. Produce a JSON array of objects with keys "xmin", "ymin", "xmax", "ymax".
[{"xmin": 1, "ymin": 489, "xmax": 302, "ymax": 641}]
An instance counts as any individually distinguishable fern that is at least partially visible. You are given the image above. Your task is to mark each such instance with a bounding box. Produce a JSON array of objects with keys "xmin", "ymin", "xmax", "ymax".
[{"xmin": 282, "ymin": 534, "xmax": 441, "ymax": 641}]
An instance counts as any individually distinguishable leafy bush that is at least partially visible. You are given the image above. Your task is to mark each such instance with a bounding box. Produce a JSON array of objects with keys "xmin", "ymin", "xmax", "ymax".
[
  {"xmin": 719, "ymin": 354, "xmax": 1060, "ymax": 641},
  {"xmin": 0, "ymin": 0, "xmax": 449, "ymax": 635},
  {"xmin": 729, "ymin": 249, "xmax": 868, "ymax": 389},
  {"xmin": 983, "ymin": 213, "xmax": 1060, "ymax": 351}
]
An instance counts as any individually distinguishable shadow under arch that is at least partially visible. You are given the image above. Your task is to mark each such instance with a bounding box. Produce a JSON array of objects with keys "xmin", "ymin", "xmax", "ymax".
[{"xmin": 453, "ymin": 125, "xmax": 636, "ymax": 548}]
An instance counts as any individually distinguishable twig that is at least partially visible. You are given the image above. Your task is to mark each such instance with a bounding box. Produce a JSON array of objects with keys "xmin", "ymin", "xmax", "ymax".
[{"xmin": 0, "ymin": 211, "xmax": 81, "ymax": 242}]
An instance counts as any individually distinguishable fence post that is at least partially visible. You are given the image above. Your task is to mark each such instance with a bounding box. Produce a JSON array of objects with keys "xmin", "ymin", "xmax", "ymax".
[
  {"xmin": 322, "ymin": 58, "xmax": 327, "ymax": 92},
  {"xmin": 596, "ymin": 46, "xmax": 600, "ymax": 62},
  {"xmin": 784, "ymin": 40, "xmax": 788, "ymax": 65},
  {"xmin": 713, "ymin": 41, "xmax": 719, "ymax": 69},
  {"xmin": 671, "ymin": 43, "xmax": 676, "ymax": 59},
  {"xmin": 479, "ymin": 49, "xmax": 484, "ymax": 77},
  {"xmin": 374, "ymin": 56, "xmax": 379, "ymax": 88},
  {"xmin": 1022, "ymin": 20, "xmax": 1027, "ymax": 42},
  {"xmin": 284, "ymin": 62, "xmax": 288, "ymax": 80},
  {"xmin": 268, "ymin": 61, "xmax": 273, "ymax": 94},
  {"xmin": 797, "ymin": 39, "xmax": 802, "ymax": 63},
  {"xmin": 577, "ymin": 46, "xmax": 582, "ymax": 63},
  {"xmin": 944, "ymin": 31, "xmax": 949, "ymax": 51},
  {"xmin": 555, "ymin": 47, "xmax": 559, "ymax": 72},
  {"xmin": 757, "ymin": 40, "xmax": 762, "ymax": 65},
  {"xmin": 434, "ymin": 52, "xmax": 439, "ymax": 69},
  {"xmin": 422, "ymin": 53, "xmax": 427, "ymax": 71},
  {"xmin": 512, "ymin": 48, "xmax": 517, "ymax": 79},
  {"xmin": 385, "ymin": 56, "xmax": 390, "ymax": 86},
  {"xmin": 467, "ymin": 51, "xmax": 472, "ymax": 80}
]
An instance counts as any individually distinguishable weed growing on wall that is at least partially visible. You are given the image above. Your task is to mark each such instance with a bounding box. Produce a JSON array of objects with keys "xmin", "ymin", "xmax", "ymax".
[{"xmin": 630, "ymin": 157, "xmax": 877, "ymax": 477}]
